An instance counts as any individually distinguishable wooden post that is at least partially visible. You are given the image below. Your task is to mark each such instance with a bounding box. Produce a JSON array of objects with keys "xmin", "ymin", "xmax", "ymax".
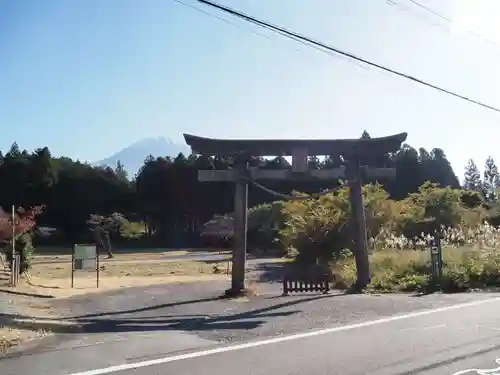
[
  {"xmin": 347, "ymin": 159, "xmax": 371, "ymax": 290},
  {"xmin": 11, "ymin": 205, "xmax": 15, "ymax": 261},
  {"xmin": 71, "ymin": 245, "xmax": 75, "ymax": 288},
  {"xmin": 230, "ymin": 158, "xmax": 249, "ymax": 294}
]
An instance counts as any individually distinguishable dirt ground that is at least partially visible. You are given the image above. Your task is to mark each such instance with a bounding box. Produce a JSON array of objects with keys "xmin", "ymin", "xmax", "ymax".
[
  {"xmin": 0, "ymin": 255, "xmax": 232, "ymax": 354},
  {"xmin": 0, "ymin": 293, "xmax": 56, "ymax": 355},
  {"xmin": 27, "ymin": 256, "xmax": 232, "ymax": 297},
  {"xmin": 32, "ymin": 249, "xmax": 231, "ymax": 264}
]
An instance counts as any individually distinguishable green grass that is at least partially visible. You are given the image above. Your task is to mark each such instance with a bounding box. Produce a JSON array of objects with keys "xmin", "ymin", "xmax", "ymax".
[
  {"xmin": 120, "ymin": 221, "xmax": 147, "ymax": 239},
  {"xmin": 332, "ymin": 246, "xmax": 500, "ymax": 293}
]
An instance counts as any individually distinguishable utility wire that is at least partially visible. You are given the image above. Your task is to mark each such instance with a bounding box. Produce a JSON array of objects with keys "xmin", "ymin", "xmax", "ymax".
[
  {"xmin": 171, "ymin": 0, "xmax": 273, "ymax": 41},
  {"xmin": 407, "ymin": 0, "xmax": 500, "ymax": 51},
  {"xmin": 171, "ymin": 0, "xmax": 367, "ymax": 69},
  {"xmin": 197, "ymin": 0, "xmax": 500, "ymax": 114},
  {"xmin": 385, "ymin": 0, "xmax": 449, "ymax": 31}
]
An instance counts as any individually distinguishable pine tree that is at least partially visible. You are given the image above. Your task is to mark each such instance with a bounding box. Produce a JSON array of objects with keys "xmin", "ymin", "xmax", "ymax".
[
  {"xmin": 483, "ymin": 156, "xmax": 500, "ymax": 201},
  {"xmin": 422, "ymin": 148, "xmax": 460, "ymax": 188},
  {"xmin": 463, "ymin": 159, "xmax": 482, "ymax": 192},
  {"xmin": 115, "ymin": 160, "xmax": 128, "ymax": 181},
  {"xmin": 360, "ymin": 130, "xmax": 371, "ymax": 139}
]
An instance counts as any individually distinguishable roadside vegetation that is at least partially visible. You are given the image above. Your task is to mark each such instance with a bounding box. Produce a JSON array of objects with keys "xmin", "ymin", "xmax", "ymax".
[
  {"xmin": 211, "ymin": 181, "xmax": 500, "ymax": 293},
  {"xmin": 0, "ymin": 133, "xmax": 498, "ymax": 296}
]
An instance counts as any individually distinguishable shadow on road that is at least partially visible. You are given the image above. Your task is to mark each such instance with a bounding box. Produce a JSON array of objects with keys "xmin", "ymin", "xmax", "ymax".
[
  {"xmin": 0, "ymin": 289, "xmax": 55, "ymax": 299},
  {"xmin": 395, "ymin": 341, "xmax": 500, "ymax": 375},
  {"xmin": 0, "ymin": 293, "xmax": 342, "ymax": 337}
]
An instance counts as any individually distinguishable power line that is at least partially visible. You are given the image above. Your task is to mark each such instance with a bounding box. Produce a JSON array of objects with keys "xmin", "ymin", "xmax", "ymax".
[
  {"xmin": 385, "ymin": 0, "xmax": 450, "ymax": 31},
  {"xmin": 407, "ymin": 0, "xmax": 500, "ymax": 51},
  {"xmin": 197, "ymin": 0, "xmax": 500, "ymax": 114},
  {"xmin": 171, "ymin": 0, "xmax": 367, "ymax": 69},
  {"xmin": 171, "ymin": 0, "xmax": 273, "ymax": 41}
]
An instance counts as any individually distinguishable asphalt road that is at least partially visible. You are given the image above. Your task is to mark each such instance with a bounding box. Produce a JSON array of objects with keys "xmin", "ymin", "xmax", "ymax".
[
  {"xmin": 72, "ymin": 296, "xmax": 500, "ymax": 375},
  {"xmin": 3, "ymin": 291, "xmax": 500, "ymax": 375}
]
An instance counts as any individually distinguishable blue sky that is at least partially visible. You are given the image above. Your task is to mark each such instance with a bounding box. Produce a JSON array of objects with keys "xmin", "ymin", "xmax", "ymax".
[{"xmin": 1, "ymin": 0, "xmax": 499, "ymax": 178}]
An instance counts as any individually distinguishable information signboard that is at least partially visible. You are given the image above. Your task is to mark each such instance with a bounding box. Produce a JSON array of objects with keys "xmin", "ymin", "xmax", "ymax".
[
  {"xmin": 71, "ymin": 244, "xmax": 99, "ymax": 288},
  {"xmin": 429, "ymin": 233, "xmax": 443, "ymax": 281}
]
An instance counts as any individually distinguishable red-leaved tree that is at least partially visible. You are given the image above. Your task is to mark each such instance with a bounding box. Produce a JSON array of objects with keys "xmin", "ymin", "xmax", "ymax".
[
  {"xmin": 0, "ymin": 206, "xmax": 43, "ymax": 244},
  {"xmin": 0, "ymin": 205, "xmax": 44, "ymax": 275}
]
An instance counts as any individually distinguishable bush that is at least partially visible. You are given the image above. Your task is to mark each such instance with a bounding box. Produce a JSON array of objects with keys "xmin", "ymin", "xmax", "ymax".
[
  {"xmin": 0, "ymin": 206, "xmax": 43, "ymax": 274},
  {"xmin": 279, "ymin": 188, "xmax": 351, "ymax": 265},
  {"xmin": 248, "ymin": 181, "xmax": 500, "ymax": 293},
  {"xmin": 278, "ymin": 182, "xmax": 485, "ymax": 265},
  {"xmin": 248, "ymin": 201, "xmax": 287, "ymax": 255},
  {"xmin": 333, "ymin": 234, "xmax": 500, "ymax": 293},
  {"xmin": 120, "ymin": 221, "xmax": 146, "ymax": 239},
  {"xmin": 279, "ymin": 183, "xmax": 403, "ymax": 265},
  {"xmin": 205, "ymin": 181, "xmax": 500, "ymax": 293},
  {"xmin": 5, "ymin": 233, "xmax": 35, "ymax": 274}
]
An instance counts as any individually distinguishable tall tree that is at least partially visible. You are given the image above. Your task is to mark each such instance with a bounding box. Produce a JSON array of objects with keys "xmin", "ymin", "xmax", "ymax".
[
  {"xmin": 422, "ymin": 148, "xmax": 460, "ymax": 188},
  {"xmin": 483, "ymin": 156, "xmax": 500, "ymax": 201},
  {"xmin": 115, "ymin": 160, "xmax": 128, "ymax": 181},
  {"xmin": 0, "ymin": 137, "xmax": 468, "ymax": 247},
  {"xmin": 463, "ymin": 159, "xmax": 482, "ymax": 192},
  {"xmin": 360, "ymin": 130, "xmax": 371, "ymax": 140},
  {"xmin": 389, "ymin": 144, "xmax": 423, "ymax": 199}
]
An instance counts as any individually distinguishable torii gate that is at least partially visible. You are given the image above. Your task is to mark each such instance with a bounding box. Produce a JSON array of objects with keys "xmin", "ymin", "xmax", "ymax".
[{"xmin": 184, "ymin": 133, "xmax": 407, "ymax": 296}]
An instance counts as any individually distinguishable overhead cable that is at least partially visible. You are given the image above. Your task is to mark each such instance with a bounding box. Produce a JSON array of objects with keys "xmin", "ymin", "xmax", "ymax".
[{"xmin": 197, "ymin": 0, "xmax": 500, "ymax": 114}]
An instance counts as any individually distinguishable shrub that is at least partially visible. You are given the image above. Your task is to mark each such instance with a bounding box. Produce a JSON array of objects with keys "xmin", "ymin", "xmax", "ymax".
[
  {"xmin": 247, "ymin": 201, "xmax": 287, "ymax": 255},
  {"xmin": 333, "ymin": 226, "xmax": 500, "ymax": 293},
  {"xmin": 205, "ymin": 181, "xmax": 500, "ymax": 293},
  {"xmin": 0, "ymin": 206, "xmax": 43, "ymax": 274},
  {"xmin": 120, "ymin": 221, "xmax": 146, "ymax": 239},
  {"xmin": 279, "ymin": 183, "xmax": 403, "ymax": 265},
  {"xmin": 279, "ymin": 188, "xmax": 351, "ymax": 265},
  {"xmin": 269, "ymin": 181, "xmax": 498, "ymax": 292},
  {"xmin": 5, "ymin": 233, "xmax": 34, "ymax": 274},
  {"xmin": 279, "ymin": 182, "xmax": 485, "ymax": 263}
]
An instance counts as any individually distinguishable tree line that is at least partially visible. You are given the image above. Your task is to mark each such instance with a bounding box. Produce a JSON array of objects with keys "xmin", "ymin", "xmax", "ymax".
[{"xmin": 0, "ymin": 131, "xmax": 472, "ymax": 247}]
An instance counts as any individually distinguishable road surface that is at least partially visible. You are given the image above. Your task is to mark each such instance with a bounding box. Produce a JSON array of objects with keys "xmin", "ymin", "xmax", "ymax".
[{"xmin": 4, "ymin": 293, "xmax": 500, "ymax": 375}]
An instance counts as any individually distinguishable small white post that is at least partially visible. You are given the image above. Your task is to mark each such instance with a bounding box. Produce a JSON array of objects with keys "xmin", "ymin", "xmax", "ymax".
[
  {"xmin": 10, "ymin": 205, "xmax": 16, "ymax": 286},
  {"xmin": 11, "ymin": 205, "xmax": 15, "ymax": 257}
]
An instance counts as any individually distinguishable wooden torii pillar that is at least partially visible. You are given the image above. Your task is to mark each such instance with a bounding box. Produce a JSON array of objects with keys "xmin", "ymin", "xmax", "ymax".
[{"xmin": 184, "ymin": 133, "xmax": 407, "ymax": 295}]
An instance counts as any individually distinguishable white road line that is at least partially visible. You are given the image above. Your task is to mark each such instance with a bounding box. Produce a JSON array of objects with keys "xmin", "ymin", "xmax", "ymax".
[
  {"xmin": 401, "ymin": 323, "xmax": 447, "ymax": 332},
  {"xmin": 451, "ymin": 357, "xmax": 500, "ymax": 375},
  {"xmin": 69, "ymin": 296, "xmax": 500, "ymax": 375},
  {"xmin": 476, "ymin": 324, "xmax": 500, "ymax": 332}
]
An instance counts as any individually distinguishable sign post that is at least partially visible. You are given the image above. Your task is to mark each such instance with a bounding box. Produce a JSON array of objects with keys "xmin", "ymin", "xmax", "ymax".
[
  {"xmin": 71, "ymin": 244, "xmax": 99, "ymax": 288},
  {"xmin": 429, "ymin": 231, "xmax": 443, "ymax": 281}
]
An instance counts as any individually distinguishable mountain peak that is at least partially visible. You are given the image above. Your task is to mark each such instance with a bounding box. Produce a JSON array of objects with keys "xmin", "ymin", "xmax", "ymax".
[{"xmin": 95, "ymin": 137, "xmax": 190, "ymax": 175}]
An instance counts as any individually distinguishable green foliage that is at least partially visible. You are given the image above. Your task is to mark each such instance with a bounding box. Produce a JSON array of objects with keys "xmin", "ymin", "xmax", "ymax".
[
  {"xmin": 252, "ymin": 180, "xmax": 500, "ymax": 294},
  {"xmin": 247, "ymin": 201, "xmax": 286, "ymax": 253},
  {"xmin": 278, "ymin": 183, "xmax": 417, "ymax": 265},
  {"xmin": 6, "ymin": 233, "xmax": 35, "ymax": 274},
  {"xmin": 483, "ymin": 156, "xmax": 500, "ymax": 201},
  {"xmin": 0, "ymin": 135, "xmax": 464, "ymax": 248},
  {"xmin": 120, "ymin": 221, "xmax": 146, "ymax": 239},
  {"xmin": 87, "ymin": 212, "xmax": 129, "ymax": 234},
  {"xmin": 405, "ymin": 182, "xmax": 465, "ymax": 227},
  {"xmin": 17, "ymin": 233, "xmax": 34, "ymax": 274},
  {"xmin": 279, "ymin": 189, "xmax": 351, "ymax": 264},
  {"xmin": 333, "ymin": 246, "xmax": 500, "ymax": 293},
  {"xmin": 463, "ymin": 159, "xmax": 482, "ymax": 193}
]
